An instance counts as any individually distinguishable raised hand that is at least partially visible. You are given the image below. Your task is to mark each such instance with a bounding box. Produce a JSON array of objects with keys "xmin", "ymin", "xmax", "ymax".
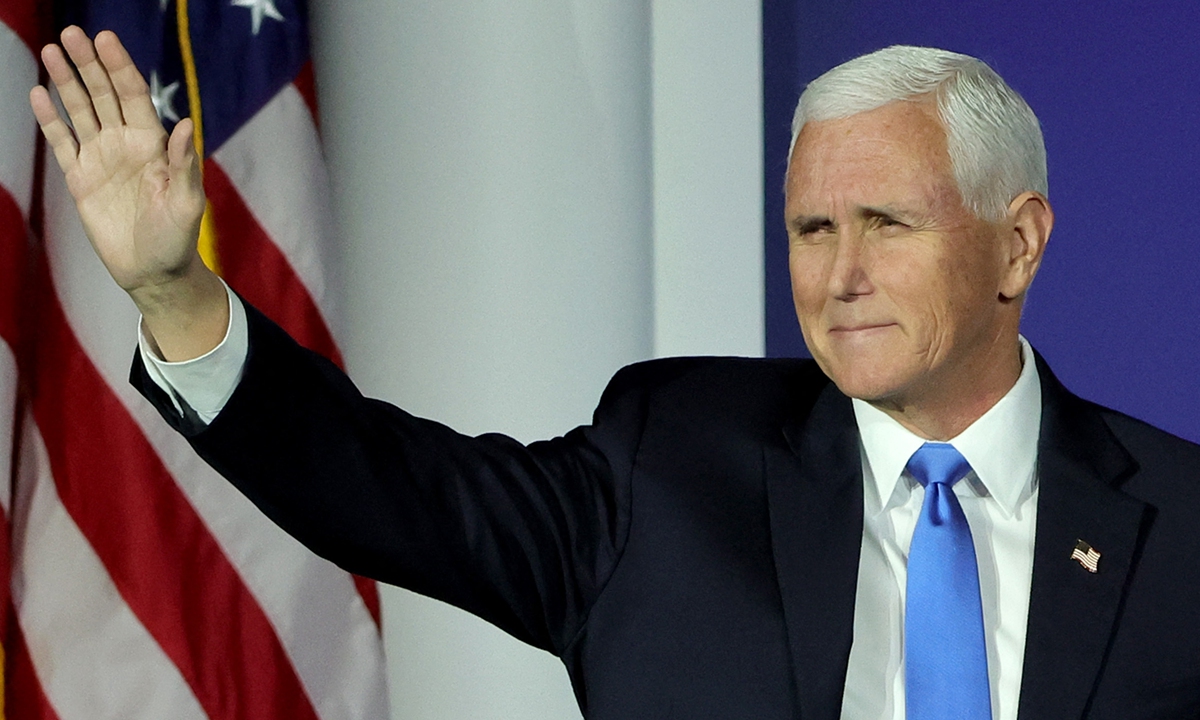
[
  {"xmin": 31, "ymin": 26, "xmax": 205, "ymax": 292},
  {"xmin": 31, "ymin": 27, "xmax": 228, "ymax": 361}
]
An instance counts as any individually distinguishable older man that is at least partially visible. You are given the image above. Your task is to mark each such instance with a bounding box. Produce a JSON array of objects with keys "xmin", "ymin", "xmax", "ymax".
[{"xmin": 32, "ymin": 27, "xmax": 1200, "ymax": 720}]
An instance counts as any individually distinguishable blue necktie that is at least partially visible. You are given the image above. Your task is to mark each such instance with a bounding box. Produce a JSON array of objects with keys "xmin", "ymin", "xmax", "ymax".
[{"xmin": 905, "ymin": 443, "xmax": 992, "ymax": 720}]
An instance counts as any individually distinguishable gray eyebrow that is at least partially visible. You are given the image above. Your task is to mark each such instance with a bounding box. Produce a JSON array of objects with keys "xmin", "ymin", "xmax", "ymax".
[{"xmin": 789, "ymin": 215, "xmax": 835, "ymax": 234}]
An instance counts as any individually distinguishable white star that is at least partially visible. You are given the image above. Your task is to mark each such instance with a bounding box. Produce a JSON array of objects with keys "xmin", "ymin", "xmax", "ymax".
[
  {"xmin": 230, "ymin": 0, "xmax": 284, "ymax": 36},
  {"xmin": 160, "ymin": 0, "xmax": 169, "ymax": 12},
  {"xmin": 149, "ymin": 71, "xmax": 181, "ymax": 123}
]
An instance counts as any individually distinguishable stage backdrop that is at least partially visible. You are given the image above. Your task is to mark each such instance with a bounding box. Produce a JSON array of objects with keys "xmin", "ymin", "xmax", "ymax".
[{"xmin": 764, "ymin": 1, "xmax": 1200, "ymax": 443}]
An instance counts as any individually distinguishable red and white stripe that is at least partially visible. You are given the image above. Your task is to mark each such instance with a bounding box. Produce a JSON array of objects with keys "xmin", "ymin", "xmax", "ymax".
[
  {"xmin": 3, "ymin": 6, "xmax": 389, "ymax": 716},
  {"xmin": 0, "ymin": 0, "xmax": 38, "ymax": 499},
  {"xmin": 2, "ymin": 0, "xmax": 39, "ymax": 713},
  {"xmin": 210, "ymin": 79, "xmax": 340, "ymax": 356}
]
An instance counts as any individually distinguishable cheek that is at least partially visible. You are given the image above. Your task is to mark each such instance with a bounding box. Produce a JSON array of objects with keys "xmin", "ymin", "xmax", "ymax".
[
  {"xmin": 869, "ymin": 242, "xmax": 952, "ymax": 333},
  {"xmin": 939, "ymin": 237, "xmax": 1004, "ymax": 312},
  {"xmin": 788, "ymin": 245, "xmax": 828, "ymax": 313},
  {"xmin": 880, "ymin": 236, "xmax": 998, "ymax": 342},
  {"xmin": 871, "ymin": 241, "xmax": 931, "ymax": 293}
]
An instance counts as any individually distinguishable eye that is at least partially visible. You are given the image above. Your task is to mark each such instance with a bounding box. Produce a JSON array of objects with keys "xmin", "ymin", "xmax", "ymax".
[
  {"xmin": 870, "ymin": 215, "xmax": 909, "ymax": 234},
  {"xmin": 790, "ymin": 218, "xmax": 836, "ymax": 244}
]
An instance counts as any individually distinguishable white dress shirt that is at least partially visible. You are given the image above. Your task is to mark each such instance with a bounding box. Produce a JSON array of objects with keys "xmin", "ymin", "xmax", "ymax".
[
  {"xmin": 139, "ymin": 281, "xmax": 248, "ymax": 425},
  {"xmin": 841, "ymin": 338, "xmax": 1041, "ymax": 720},
  {"xmin": 142, "ymin": 288, "xmax": 1042, "ymax": 720}
]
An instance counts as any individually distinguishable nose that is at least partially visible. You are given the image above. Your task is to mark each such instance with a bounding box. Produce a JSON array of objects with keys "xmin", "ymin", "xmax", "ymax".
[{"xmin": 827, "ymin": 232, "xmax": 873, "ymax": 301}]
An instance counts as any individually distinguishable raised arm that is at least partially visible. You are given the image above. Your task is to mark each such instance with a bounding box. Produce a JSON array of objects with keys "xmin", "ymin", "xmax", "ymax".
[{"xmin": 30, "ymin": 26, "xmax": 227, "ymax": 361}]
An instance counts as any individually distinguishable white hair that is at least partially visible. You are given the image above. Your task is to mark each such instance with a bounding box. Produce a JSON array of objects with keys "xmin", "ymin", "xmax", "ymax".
[{"xmin": 789, "ymin": 46, "xmax": 1047, "ymax": 222}]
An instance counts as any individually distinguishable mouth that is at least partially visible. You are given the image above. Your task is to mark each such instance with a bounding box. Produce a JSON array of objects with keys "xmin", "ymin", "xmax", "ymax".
[{"xmin": 829, "ymin": 323, "xmax": 897, "ymax": 334}]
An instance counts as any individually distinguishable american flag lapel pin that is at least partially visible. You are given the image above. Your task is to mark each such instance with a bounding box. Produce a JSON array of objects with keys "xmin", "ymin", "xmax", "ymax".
[{"xmin": 1070, "ymin": 539, "xmax": 1101, "ymax": 573}]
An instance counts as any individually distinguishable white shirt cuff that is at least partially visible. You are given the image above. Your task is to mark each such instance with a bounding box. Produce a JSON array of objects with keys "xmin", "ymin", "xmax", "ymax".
[{"xmin": 137, "ymin": 280, "xmax": 248, "ymax": 426}]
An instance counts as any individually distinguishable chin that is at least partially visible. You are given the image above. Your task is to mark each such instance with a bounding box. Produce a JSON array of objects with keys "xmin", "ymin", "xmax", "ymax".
[
  {"xmin": 831, "ymin": 377, "xmax": 900, "ymax": 403},
  {"xmin": 817, "ymin": 358, "xmax": 912, "ymax": 403}
]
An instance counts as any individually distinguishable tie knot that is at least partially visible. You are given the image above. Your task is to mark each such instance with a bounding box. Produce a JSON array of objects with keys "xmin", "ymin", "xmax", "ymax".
[{"xmin": 906, "ymin": 442, "xmax": 972, "ymax": 488}]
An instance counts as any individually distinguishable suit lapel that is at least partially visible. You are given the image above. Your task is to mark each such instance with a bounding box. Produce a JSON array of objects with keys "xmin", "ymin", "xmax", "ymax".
[
  {"xmin": 1017, "ymin": 355, "xmax": 1149, "ymax": 720},
  {"xmin": 767, "ymin": 380, "xmax": 863, "ymax": 720}
]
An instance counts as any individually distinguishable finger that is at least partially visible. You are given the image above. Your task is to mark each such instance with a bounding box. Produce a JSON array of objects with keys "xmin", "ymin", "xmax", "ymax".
[
  {"xmin": 167, "ymin": 119, "xmax": 206, "ymax": 211},
  {"xmin": 94, "ymin": 30, "xmax": 162, "ymax": 131},
  {"xmin": 41, "ymin": 40, "xmax": 100, "ymax": 142},
  {"xmin": 167, "ymin": 118, "xmax": 197, "ymax": 174},
  {"xmin": 61, "ymin": 25, "xmax": 124, "ymax": 130},
  {"xmin": 29, "ymin": 85, "xmax": 81, "ymax": 173}
]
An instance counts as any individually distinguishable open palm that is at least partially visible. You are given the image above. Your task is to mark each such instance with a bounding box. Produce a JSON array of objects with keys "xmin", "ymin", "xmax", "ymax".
[{"xmin": 30, "ymin": 27, "xmax": 206, "ymax": 293}]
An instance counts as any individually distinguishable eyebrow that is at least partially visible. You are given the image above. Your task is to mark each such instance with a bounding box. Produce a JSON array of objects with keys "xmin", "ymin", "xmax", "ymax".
[
  {"xmin": 790, "ymin": 215, "xmax": 835, "ymax": 235},
  {"xmin": 789, "ymin": 204, "xmax": 922, "ymax": 234},
  {"xmin": 860, "ymin": 206, "xmax": 902, "ymax": 221}
]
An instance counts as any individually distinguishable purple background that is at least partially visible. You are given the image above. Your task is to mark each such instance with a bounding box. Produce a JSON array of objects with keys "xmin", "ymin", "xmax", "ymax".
[{"xmin": 763, "ymin": 0, "xmax": 1200, "ymax": 442}]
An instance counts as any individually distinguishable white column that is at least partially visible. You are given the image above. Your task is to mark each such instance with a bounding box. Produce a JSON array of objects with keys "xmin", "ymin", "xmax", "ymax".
[
  {"xmin": 310, "ymin": 1, "xmax": 652, "ymax": 719},
  {"xmin": 310, "ymin": 1, "xmax": 764, "ymax": 717},
  {"xmin": 651, "ymin": 1, "xmax": 765, "ymax": 358}
]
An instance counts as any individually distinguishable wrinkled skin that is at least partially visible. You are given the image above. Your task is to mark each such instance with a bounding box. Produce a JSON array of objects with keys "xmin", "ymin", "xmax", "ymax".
[{"xmin": 784, "ymin": 99, "xmax": 1052, "ymax": 439}]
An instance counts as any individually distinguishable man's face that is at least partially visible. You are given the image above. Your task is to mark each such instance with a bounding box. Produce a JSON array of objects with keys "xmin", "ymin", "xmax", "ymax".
[{"xmin": 785, "ymin": 100, "xmax": 1013, "ymax": 407}]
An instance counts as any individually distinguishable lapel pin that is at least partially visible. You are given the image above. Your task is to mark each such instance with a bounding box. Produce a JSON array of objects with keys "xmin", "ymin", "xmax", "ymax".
[{"xmin": 1070, "ymin": 539, "xmax": 1101, "ymax": 573}]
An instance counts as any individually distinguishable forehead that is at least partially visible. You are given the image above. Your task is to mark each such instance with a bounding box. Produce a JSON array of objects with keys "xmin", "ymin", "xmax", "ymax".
[{"xmin": 785, "ymin": 100, "xmax": 957, "ymax": 212}]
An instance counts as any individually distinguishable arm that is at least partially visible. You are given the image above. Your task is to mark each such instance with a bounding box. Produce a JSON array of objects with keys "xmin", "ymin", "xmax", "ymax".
[
  {"xmin": 30, "ymin": 27, "xmax": 226, "ymax": 361},
  {"xmin": 37, "ymin": 27, "xmax": 641, "ymax": 653},
  {"xmin": 131, "ymin": 302, "xmax": 646, "ymax": 654}
]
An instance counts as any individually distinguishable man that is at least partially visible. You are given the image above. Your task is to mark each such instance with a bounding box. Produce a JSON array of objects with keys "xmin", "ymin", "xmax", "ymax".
[{"xmin": 31, "ymin": 27, "xmax": 1200, "ymax": 720}]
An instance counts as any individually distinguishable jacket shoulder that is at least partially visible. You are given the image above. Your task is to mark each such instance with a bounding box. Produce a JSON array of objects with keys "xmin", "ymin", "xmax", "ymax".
[
  {"xmin": 603, "ymin": 356, "xmax": 828, "ymax": 405},
  {"xmin": 1093, "ymin": 402, "xmax": 1200, "ymax": 510},
  {"xmin": 591, "ymin": 356, "xmax": 833, "ymax": 442}
]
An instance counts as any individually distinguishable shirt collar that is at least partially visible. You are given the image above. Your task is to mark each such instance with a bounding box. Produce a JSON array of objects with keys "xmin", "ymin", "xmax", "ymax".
[{"xmin": 852, "ymin": 337, "xmax": 1042, "ymax": 518}]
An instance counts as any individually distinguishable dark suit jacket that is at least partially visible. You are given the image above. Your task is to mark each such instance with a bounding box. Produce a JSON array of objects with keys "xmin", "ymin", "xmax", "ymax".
[{"xmin": 133, "ymin": 304, "xmax": 1200, "ymax": 720}]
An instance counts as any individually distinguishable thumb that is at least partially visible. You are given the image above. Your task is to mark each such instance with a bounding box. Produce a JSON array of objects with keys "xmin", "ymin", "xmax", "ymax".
[{"xmin": 166, "ymin": 118, "xmax": 205, "ymax": 212}]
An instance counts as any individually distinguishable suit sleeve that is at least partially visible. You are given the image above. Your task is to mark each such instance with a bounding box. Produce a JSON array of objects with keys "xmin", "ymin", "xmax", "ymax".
[{"xmin": 129, "ymin": 302, "xmax": 648, "ymax": 655}]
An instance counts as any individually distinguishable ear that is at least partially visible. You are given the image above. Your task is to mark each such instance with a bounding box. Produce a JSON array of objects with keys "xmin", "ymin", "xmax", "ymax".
[{"xmin": 998, "ymin": 191, "xmax": 1053, "ymax": 300}]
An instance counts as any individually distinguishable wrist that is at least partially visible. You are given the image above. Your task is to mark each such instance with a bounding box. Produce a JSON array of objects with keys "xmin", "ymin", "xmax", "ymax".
[
  {"xmin": 128, "ymin": 254, "xmax": 219, "ymax": 316},
  {"xmin": 132, "ymin": 257, "xmax": 231, "ymax": 362}
]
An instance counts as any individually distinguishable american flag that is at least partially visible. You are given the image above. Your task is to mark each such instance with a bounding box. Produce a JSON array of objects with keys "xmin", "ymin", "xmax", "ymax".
[
  {"xmin": 0, "ymin": 0, "xmax": 40, "ymax": 712},
  {"xmin": 1071, "ymin": 539, "xmax": 1101, "ymax": 574},
  {"xmin": 3, "ymin": 0, "xmax": 388, "ymax": 717}
]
